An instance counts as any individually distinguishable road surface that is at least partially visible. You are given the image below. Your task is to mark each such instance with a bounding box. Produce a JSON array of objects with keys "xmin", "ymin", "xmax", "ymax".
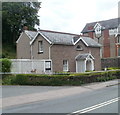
[{"xmin": 1, "ymin": 80, "xmax": 119, "ymax": 114}]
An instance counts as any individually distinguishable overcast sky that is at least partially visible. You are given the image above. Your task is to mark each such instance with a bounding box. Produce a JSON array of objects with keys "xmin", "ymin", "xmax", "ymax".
[{"xmin": 38, "ymin": 0, "xmax": 119, "ymax": 34}]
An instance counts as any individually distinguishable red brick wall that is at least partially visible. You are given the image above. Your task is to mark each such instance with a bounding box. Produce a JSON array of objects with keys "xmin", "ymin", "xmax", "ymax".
[
  {"xmin": 103, "ymin": 30, "xmax": 110, "ymax": 58},
  {"xmin": 116, "ymin": 45, "xmax": 120, "ymax": 56},
  {"xmin": 83, "ymin": 26, "xmax": 117, "ymax": 58},
  {"xmin": 88, "ymin": 32, "xmax": 94, "ymax": 38},
  {"xmin": 87, "ymin": 26, "xmax": 94, "ymax": 38}
]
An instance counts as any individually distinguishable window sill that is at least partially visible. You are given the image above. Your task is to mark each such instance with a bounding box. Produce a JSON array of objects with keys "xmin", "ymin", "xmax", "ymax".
[
  {"xmin": 76, "ymin": 49, "xmax": 83, "ymax": 51},
  {"xmin": 38, "ymin": 51, "xmax": 43, "ymax": 54},
  {"xmin": 116, "ymin": 43, "xmax": 120, "ymax": 45},
  {"xmin": 63, "ymin": 70, "xmax": 69, "ymax": 72}
]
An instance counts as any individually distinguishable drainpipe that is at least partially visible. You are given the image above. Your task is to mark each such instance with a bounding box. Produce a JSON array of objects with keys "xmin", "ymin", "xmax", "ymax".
[
  {"xmin": 100, "ymin": 47, "xmax": 102, "ymax": 58},
  {"xmin": 30, "ymin": 45, "xmax": 34, "ymax": 71},
  {"xmin": 49, "ymin": 44, "xmax": 53, "ymax": 73},
  {"xmin": 30, "ymin": 45, "xmax": 33, "ymax": 59},
  {"xmin": 49, "ymin": 44, "xmax": 53, "ymax": 59}
]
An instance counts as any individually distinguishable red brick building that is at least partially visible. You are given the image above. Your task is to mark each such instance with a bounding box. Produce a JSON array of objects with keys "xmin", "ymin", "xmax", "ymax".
[{"xmin": 81, "ymin": 18, "xmax": 120, "ymax": 58}]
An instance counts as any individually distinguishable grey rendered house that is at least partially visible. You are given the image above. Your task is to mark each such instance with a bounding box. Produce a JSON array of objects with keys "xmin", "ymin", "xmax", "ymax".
[{"xmin": 16, "ymin": 29, "xmax": 102, "ymax": 73}]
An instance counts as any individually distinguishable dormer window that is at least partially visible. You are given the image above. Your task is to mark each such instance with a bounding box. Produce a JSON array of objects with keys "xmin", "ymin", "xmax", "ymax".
[
  {"xmin": 94, "ymin": 23, "xmax": 102, "ymax": 43},
  {"xmin": 76, "ymin": 45, "xmax": 83, "ymax": 51},
  {"xmin": 94, "ymin": 23, "xmax": 102, "ymax": 38}
]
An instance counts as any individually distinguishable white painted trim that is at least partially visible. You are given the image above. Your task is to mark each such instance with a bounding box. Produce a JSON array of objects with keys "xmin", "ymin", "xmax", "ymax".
[
  {"xmin": 94, "ymin": 22, "xmax": 101, "ymax": 29},
  {"xmin": 25, "ymin": 31, "xmax": 34, "ymax": 40},
  {"xmin": 63, "ymin": 60, "xmax": 69, "ymax": 72},
  {"xmin": 75, "ymin": 53, "xmax": 94, "ymax": 61},
  {"xmin": 39, "ymin": 32, "xmax": 52, "ymax": 44},
  {"xmin": 30, "ymin": 32, "xmax": 39, "ymax": 45},
  {"xmin": 76, "ymin": 54, "xmax": 95, "ymax": 72},
  {"xmin": 11, "ymin": 59, "xmax": 52, "ymax": 61},
  {"xmin": 85, "ymin": 58, "xmax": 94, "ymax": 71},
  {"xmin": 73, "ymin": 37, "xmax": 89, "ymax": 47},
  {"xmin": 88, "ymin": 53, "xmax": 95, "ymax": 60},
  {"xmin": 75, "ymin": 54, "xmax": 79, "ymax": 60},
  {"xmin": 44, "ymin": 60, "xmax": 53, "ymax": 72},
  {"xmin": 30, "ymin": 31, "xmax": 52, "ymax": 45},
  {"xmin": 49, "ymin": 44, "xmax": 53, "ymax": 59},
  {"xmin": 43, "ymin": 60, "xmax": 46, "ymax": 73},
  {"xmin": 85, "ymin": 59, "xmax": 87, "ymax": 72},
  {"xmin": 30, "ymin": 45, "xmax": 34, "ymax": 59},
  {"xmin": 73, "ymin": 38, "xmax": 81, "ymax": 45},
  {"xmin": 76, "ymin": 61, "xmax": 78, "ymax": 73},
  {"xmin": 80, "ymin": 37, "xmax": 89, "ymax": 47},
  {"xmin": 100, "ymin": 47, "xmax": 102, "ymax": 58},
  {"xmin": 50, "ymin": 60, "xmax": 53, "ymax": 72},
  {"xmin": 92, "ymin": 59, "xmax": 94, "ymax": 70},
  {"xmin": 16, "ymin": 32, "xmax": 24, "ymax": 43}
]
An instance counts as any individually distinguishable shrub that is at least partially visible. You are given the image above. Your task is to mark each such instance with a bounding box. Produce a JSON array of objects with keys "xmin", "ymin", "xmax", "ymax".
[
  {"xmin": 0, "ymin": 58, "xmax": 12, "ymax": 72},
  {"xmin": 107, "ymin": 67, "xmax": 120, "ymax": 70},
  {"xmin": 2, "ymin": 70, "xmax": 120, "ymax": 86},
  {"xmin": 15, "ymin": 74, "xmax": 29, "ymax": 85},
  {"xmin": 2, "ymin": 74, "xmax": 16, "ymax": 85}
]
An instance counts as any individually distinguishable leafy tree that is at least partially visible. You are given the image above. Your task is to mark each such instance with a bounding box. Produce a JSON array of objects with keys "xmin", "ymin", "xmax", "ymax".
[
  {"xmin": 2, "ymin": 2, "xmax": 41, "ymax": 44},
  {"xmin": 0, "ymin": 58, "xmax": 12, "ymax": 72}
]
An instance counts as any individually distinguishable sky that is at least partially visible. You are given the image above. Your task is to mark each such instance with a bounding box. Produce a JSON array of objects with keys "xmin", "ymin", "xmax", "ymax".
[{"xmin": 37, "ymin": 0, "xmax": 119, "ymax": 34}]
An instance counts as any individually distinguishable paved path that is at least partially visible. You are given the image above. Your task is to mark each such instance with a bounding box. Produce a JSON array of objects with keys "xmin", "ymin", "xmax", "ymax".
[{"xmin": 1, "ymin": 79, "xmax": 119, "ymax": 109}]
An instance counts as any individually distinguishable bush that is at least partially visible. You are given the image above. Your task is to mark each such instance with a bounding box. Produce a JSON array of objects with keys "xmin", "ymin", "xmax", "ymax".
[
  {"xmin": 15, "ymin": 74, "xmax": 29, "ymax": 85},
  {"xmin": 0, "ymin": 58, "xmax": 12, "ymax": 72},
  {"xmin": 107, "ymin": 67, "xmax": 120, "ymax": 70},
  {"xmin": 14, "ymin": 70, "xmax": 120, "ymax": 86},
  {"xmin": 2, "ymin": 74, "xmax": 16, "ymax": 85},
  {"xmin": 2, "ymin": 70, "xmax": 120, "ymax": 86}
]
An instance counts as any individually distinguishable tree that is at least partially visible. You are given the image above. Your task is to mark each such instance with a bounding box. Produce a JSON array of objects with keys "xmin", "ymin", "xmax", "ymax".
[{"xmin": 2, "ymin": 2, "xmax": 41, "ymax": 44}]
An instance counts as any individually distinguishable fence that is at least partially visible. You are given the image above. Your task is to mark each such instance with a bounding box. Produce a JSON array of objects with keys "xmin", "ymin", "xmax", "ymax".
[{"xmin": 11, "ymin": 59, "xmax": 52, "ymax": 74}]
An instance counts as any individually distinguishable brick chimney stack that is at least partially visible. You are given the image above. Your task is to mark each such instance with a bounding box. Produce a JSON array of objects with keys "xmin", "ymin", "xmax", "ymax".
[{"xmin": 23, "ymin": 26, "xmax": 28, "ymax": 31}]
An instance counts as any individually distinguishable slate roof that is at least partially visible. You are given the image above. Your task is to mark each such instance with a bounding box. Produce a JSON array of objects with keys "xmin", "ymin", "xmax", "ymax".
[
  {"xmin": 81, "ymin": 37, "xmax": 102, "ymax": 47},
  {"xmin": 40, "ymin": 30, "xmax": 79, "ymax": 45},
  {"xmin": 22, "ymin": 30, "xmax": 101, "ymax": 47},
  {"xmin": 25, "ymin": 30, "xmax": 38, "ymax": 40},
  {"xmin": 75, "ymin": 53, "xmax": 94, "ymax": 60},
  {"xmin": 81, "ymin": 18, "xmax": 120, "ymax": 33}
]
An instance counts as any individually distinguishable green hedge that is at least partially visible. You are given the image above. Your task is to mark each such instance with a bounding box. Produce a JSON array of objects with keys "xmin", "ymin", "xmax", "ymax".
[
  {"xmin": 2, "ymin": 74, "xmax": 16, "ymax": 85},
  {"xmin": 0, "ymin": 58, "xmax": 12, "ymax": 72},
  {"xmin": 12, "ymin": 70, "xmax": 120, "ymax": 86}
]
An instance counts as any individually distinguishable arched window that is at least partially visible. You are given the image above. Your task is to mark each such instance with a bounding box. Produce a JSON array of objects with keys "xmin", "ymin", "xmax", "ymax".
[{"xmin": 76, "ymin": 45, "xmax": 83, "ymax": 51}]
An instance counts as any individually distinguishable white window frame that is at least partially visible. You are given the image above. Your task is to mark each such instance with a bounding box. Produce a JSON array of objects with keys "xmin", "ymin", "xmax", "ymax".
[
  {"xmin": 117, "ymin": 36, "xmax": 120, "ymax": 44},
  {"xmin": 94, "ymin": 23, "xmax": 102, "ymax": 38},
  {"xmin": 45, "ymin": 61, "xmax": 51, "ymax": 71},
  {"xmin": 63, "ymin": 60, "xmax": 69, "ymax": 72},
  {"xmin": 38, "ymin": 41, "xmax": 43, "ymax": 53},
  {"xmin": 95, "ymin": 26, "xmax": 101, "ymax": 34}
]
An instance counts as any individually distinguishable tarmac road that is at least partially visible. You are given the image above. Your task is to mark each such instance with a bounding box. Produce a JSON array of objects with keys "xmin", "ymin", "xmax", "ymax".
[{"xmin": 1, "ymin": 79, "xmax": 119, "ymax": 114}]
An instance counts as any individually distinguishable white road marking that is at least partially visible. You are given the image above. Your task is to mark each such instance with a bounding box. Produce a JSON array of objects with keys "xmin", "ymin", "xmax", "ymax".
[{"xmin": 70, "ymin": 97, "xmax": 119, "ymax": 115}]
